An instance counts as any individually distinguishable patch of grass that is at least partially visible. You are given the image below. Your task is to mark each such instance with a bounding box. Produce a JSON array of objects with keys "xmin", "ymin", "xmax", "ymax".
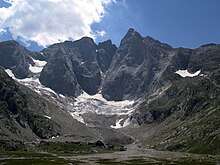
[
  {"xmin": 96, "ymin": 158, "xmax": 122, "ymax": 165},
  {"xmin": 37, "ymin": 141, "xmax": 93, "ymax": 154},
  {"xmin": 124, "ymin": 157, "xmax": 219, "ymax": 165},
  {"xmin": 0, "ymin": 152, "xmax": 83, "ymax": 165}
]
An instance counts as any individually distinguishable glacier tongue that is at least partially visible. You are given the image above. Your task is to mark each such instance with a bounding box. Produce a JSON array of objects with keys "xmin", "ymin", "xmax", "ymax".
[
  {"xmin": 75, "ymin": 92, "xmax": 134, "ymax": 114},
  {"xmin": 69, "ymin": 92, "xmax": 135, "ymax": 128}
]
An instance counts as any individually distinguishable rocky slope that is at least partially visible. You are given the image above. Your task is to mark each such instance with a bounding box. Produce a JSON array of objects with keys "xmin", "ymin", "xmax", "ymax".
[
  {"xmin": 129, "ymin": 44, "xmax": 220, "ymax": 154},
  {"xmin": 0, "ymin": 69, "xmax": 133, "ymax": 151}
]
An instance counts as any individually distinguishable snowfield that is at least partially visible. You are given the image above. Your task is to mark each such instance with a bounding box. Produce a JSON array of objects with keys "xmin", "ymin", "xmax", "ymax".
[
  {"xmin": 69, "ymin": 92, "xmax": 135, "ymax": 128},
  {"xmin": 175, "ymin": 69, "xmax": 201, "ymax": 78},
  {"xmin": 29, "ymin": 58, "xmax": 47, "ymax": 73},
  {"xmin": 5, "ymin": 69, "xmax": 57, "ymax": 96}
]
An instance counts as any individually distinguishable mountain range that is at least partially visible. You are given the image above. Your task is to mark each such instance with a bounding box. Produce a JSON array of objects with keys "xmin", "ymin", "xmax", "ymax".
[{"xmin": 0, "ymin": 28, "xmax": 219, "ymax": 155}]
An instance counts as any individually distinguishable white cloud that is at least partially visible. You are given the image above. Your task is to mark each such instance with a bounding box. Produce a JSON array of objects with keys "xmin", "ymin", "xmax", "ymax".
[
  {"xmin": 0, "ymin": 28, "xmax": 6, "ymax": 35},
  {"xmin": 0, "ymin": 0, "xmax": 114, "ymax": 47},
  {"xmin": 97, "ymin": 30, "xmax": 106, "ymax": 37}
]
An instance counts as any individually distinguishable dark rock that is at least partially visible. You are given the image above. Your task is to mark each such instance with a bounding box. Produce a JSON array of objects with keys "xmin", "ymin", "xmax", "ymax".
[
  {"xmin": 97, "ymin": 40, "xmax": 117, "ymax": 72},
  {"xmin": 39, "ymin": 49, "xmax": 81, "ymax": 96},
  {"xmin": 31, "ymin": 51, "xmax": 46, "ymax": 61},
  {"xmin": 102, "ymin": 28, "xmax": 175, "ymax": 101},
  {"xmin": 0, "ymin": 40, "xmax": 34, "ymax": 78},
  {"xmin": 40, "ymin": 37, "xmax": 101, "ymax": 96},
  {"xmin": 188, "ymin": 44, "xmax": 220, "ymax": 72},
  {"xmin": 95, "ymin": 140, "xmax": 105, "ymax": 147}
]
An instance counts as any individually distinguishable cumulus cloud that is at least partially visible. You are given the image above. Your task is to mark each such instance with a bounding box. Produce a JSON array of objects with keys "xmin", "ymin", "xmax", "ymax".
[
  {"xmin": 97, "ymin": 30, "xmax": 106, "ymax": 37},
  {"xmin": 0, "ymin": 0, "xmax": 114, "ymax": 47},
  {"xmin": 0, "ymin": 28, "xmax": 6, "ymax": 35}
]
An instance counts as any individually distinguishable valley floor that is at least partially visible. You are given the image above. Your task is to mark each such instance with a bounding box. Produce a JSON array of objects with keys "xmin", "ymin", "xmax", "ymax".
[{"xmin": 1, "ymin": 144, "xmax": 220, "ymax": 165}]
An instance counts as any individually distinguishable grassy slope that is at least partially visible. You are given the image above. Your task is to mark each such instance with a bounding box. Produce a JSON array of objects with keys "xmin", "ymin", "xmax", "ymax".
[{"xmin": 133, "ymin": 70, "xmax": 220, "ymax": 155}]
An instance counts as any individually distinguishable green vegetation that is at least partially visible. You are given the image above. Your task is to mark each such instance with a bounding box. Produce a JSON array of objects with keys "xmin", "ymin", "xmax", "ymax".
[
  {"xmin": 0, "ymin": 152, "xmax": 83, "ymax": 165},
  {"xmin": 0, "ymin": 69, "xmax": 60, "ymax": 144},
  {"xmin": 0, "ymin": 152, "xmax": 219, "ymax": 165},
  {"xmin": 37, "ymin": 141, "xmax": 94, "ymax": 154},
  {"xmin": 139, "ymin": 73, "xmax": 220, "ymax": 154}
]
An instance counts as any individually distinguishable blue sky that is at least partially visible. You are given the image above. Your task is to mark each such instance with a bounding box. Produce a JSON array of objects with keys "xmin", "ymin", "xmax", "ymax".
[{"xmin": 0, "ymin": 0, "xmax": 220, "ymax": 50}]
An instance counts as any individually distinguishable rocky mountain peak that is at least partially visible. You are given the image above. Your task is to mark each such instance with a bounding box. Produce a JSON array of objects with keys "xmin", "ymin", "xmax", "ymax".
[
  {"xmin": 120, "ymin": 28, "xmax": 143, "ymax": 45},
  {"xmin": 0, "ymin": 40, "xmax": 34, "ymax": 79},
  {"xmin": 97, "ymin": 39, "xmax": 117, "ymax": 72}
]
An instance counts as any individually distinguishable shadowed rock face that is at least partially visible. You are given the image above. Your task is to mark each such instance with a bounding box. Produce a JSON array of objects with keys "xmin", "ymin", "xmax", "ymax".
[
  {"xmin": 0, "ymin": 40, "xmax": 34, "ymax": 79},
  {"xmin": 40, "ymin": 37, "xmax": 116, "ymax": 96},
  {"xmin": 97, "ymin": 40, "xmax": 117, "ymax": 72},
  {"xmin": 39, "ymin": 49, "xmax": 81, "ymax": 96}
]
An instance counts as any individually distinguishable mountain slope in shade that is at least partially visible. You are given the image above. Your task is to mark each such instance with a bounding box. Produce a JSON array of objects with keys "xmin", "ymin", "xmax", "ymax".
[
  {"xmin": 0, "ymin": 40, "xmax": 35, "ymax": 79},
  {"xmin": 0, "ymin": 69, "xmax": 99, "ymax": 141},
  {"xmin": 39, "ymin": 38, "xmax": 117, "ymax": 96}
]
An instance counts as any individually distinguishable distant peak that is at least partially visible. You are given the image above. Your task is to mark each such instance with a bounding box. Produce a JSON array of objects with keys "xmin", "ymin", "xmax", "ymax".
[
  {"xmin": 126, "ymin": 28, "xmax": 140, "ymax": 37},
  {"xmin": 98, "ymin": 39, "xmax": 113, "ymax": 46},
  {"xmin": 127, "ymin": 28, "xmax": 135, "ymax": 33},
  {"xmin": 144, "ymin": 36, "xmax": 172, "ymax": 49},
  {"xmin": 1, "ymin": 40, "xmax": 20, "ymax": 46},
  {"xmin": 79, "ymin": 37, "xmax": 94, "ymax": 43},
  {"xmin": 121, "ymin": 28, "xmax": 143, "ymax": 44}
]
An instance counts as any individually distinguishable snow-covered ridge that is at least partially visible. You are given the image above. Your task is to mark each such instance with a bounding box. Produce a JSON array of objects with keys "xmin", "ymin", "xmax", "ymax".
[
  {"xmin": 29, "ymin": 58, "xmax": 47, "ymax": 74},
  {"xmin": 175, "ymin": 69, "xmax": 201, "ymax": 78}
]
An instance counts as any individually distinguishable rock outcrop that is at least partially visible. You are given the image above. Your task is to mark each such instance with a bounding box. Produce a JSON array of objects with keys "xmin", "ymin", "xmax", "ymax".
[{"xmin": 0, "ymin": 40, "xmax": 34, "ymax": 78}]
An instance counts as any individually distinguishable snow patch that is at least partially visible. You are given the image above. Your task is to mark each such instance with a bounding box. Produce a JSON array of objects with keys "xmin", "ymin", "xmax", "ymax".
[
  {"xmin": 76, "ymin": 92, "xmax": 134, "ymax": 107},
  {"xmin": 69, "ymin": 113, "xmax": 85, "ymax": 124},
  {"xmin": 110, "ymin": 118, "xmax": 124, "ymax": 129},
  {"xmin": 5, "ymin": 69, "xmax": 16, "ymax": 79},
  {"xmin": 59, "ymin": 94, "xmax": 65, "ymax": 98},
  {"xmin": 5, "ymin": 69, "xmax": 57, "ymax": 96},
  {"xmin": 175, "ymin": 69, "xmax": 201, "ymax": 78},
  {"xmin": 29, "ymin": 58, "xmax": 47, "ymax": 74},
  {"xmin": 51, "ymin": 135, "xmax": 59, "ymax": 139},
  {"xmin": 122, "ymin": 117, "xmax": 131, "ymax": 127},
  {"xmin": 44, "ymin": 115, "xmax": 51, "ymax": 119}
]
